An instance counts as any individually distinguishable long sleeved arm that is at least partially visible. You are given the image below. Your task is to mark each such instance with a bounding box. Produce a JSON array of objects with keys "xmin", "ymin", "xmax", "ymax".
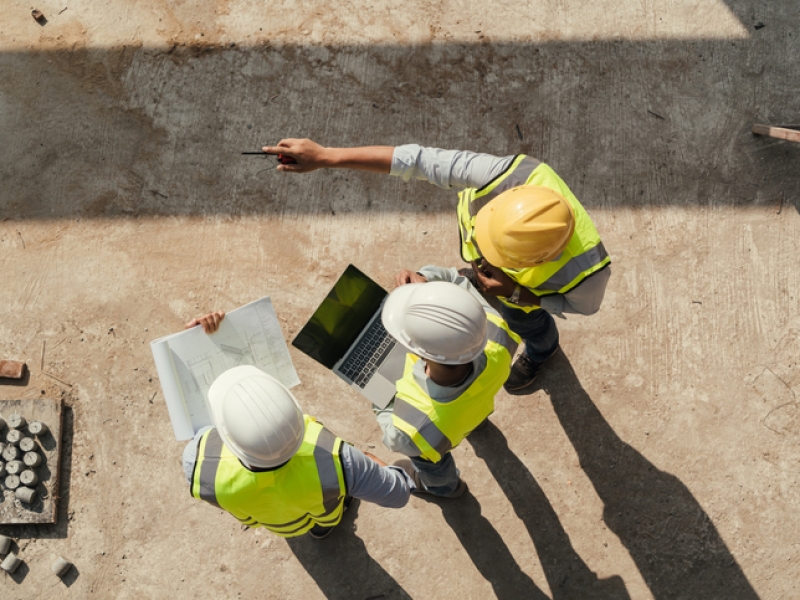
[
  {"xmin": 538, "ymin": 266, "xmax": 612, "ymax": 316},
  {"xmin": 341, "ymin": 444, "xmax": 415, "ymax": 507},
  {"xmin": 390, "ymin": 144, "xmax": 515, "ymax": 190},
  {"xmin": 183, "ymin": 427, "xmax": 414, "ymax": 508}
]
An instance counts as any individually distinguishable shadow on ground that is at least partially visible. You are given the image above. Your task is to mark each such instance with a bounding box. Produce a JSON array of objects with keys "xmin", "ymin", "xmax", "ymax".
[
  {"xmin": 517, "ymin": 349, "xmax": 760, "ymax": 600},
  {"xmin": 286, "ymin": 499, "xmax": 410, "ymax": 600},
  {"xmin": 1, "ymin": 1, "xmax": 799, "ymax": 220},
  {"xmin": 467, "ymin": 422, "xmax": 630, "ymax": 599},
  {"xmin": 419, "ymin": 489, "xmax": 550, "ymax": 599}
]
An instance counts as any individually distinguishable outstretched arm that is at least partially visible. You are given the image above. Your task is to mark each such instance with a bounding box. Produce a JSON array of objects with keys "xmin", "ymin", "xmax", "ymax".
[
  {"xmin": 263, "ymin": 139, "xmax": 516, "ymax": 190},
  {"xmin": 262, "ymin": 138, "xmax": 393, "ymax": 174}
]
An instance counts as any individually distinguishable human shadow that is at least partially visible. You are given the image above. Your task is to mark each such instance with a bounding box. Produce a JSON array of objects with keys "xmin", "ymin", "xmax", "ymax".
[
  {"xmin": 533, "ymin": 350, "xmax": 759, "ymax": 600},
  {"xmin": 286, "ymin": 499, "xmax": 411, "ymax": 600},
  {"xmin": 422, "ymin": 490, "xmax": 549, "ymax": 599},
  {"xmin": 467, "ymin": 421, "xmax": 630, "ymax": 599}
]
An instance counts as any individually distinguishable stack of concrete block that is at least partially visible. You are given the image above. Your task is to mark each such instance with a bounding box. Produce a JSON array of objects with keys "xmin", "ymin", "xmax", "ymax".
[{"xmin": 1, "ymin": 414, "xmax": 50, "ymax": 505}]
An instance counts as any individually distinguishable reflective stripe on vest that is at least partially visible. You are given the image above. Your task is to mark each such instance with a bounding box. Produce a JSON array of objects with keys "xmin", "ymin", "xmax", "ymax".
[
  {"xmin": 392, "ymin": 315, "xmax": 519, "ymax": 463},
  {"xmin": 194, "ymin": 429, "xmax": 224, "ymax": 508},
  {"xmin": 457, "ymin": 157, "xmax": 610, "ymax": 310},
  {"xmin": 190, "ymin": 417, "xmax": 346, "ymax": 537}
]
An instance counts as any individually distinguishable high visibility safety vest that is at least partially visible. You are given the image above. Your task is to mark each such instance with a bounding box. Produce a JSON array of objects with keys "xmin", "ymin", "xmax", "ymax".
[
  {"xmin": 190, "ymin": 416, "xmax": 348, "ymax": 538},
  {"xmin": 457, "ymin": 155, "xmax": 611, "ymax": 313},
  {"xmin": 392, "ymin": 313, "xmax": 520, "ymax": 463}
]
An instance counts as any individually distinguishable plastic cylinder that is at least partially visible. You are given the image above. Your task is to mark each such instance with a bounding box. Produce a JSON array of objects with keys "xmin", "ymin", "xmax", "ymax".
[
  {"xmin": 7, "ymin": 415, "xmax": 26, "ymax": 429},
  {"xmin": 28, "ymin": 421, "xmax": 48, "ymax": 436},
  {"xmin": 0, "ymin": 461, "xmax": 5, "ymax": 478},
  {"xmin": 0, "ymin": 534, "xmax": 11, "ymax": 555},
  {"xmin": 5, "ymin": 460, "xmax": 23, "ymax": 475},
  {"xmin": 0, "ymin": 417, "xmax": 5, "ymax": 430},
  {"xmin": 0, "ymin": 552, "xmax": 21, "ymax": 573},
  {"xmin": 52, "ymin": 557, "xmax": 72, "ymax": 577},
  {"xmin": 4, "ymin": 474, "xmax": 20, "ymax": 490},
  {"xmin": 2, "ymin": 445, "xmax": 20, "ymax": 461},
  {"xmin": 6, "ymin": 429, "xmax": 22, "ymax": 446},
  {"xmin": 19, "ymin": 437, "xmax": 36, "ymax": 452},
  {"xmin": 23, "ymin": 451, "xmax": 42, "ymax": 468}
]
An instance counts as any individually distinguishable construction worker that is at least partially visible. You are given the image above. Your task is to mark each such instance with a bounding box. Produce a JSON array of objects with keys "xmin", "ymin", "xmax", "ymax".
[
  {"xmin": 182, "ymin": 312, "xmax": 415, "ymax": 539},
  {"xmin": 375, "ymin": 267, "xmax": 520, "ymax": 497},
  {"xmin": 263, "ymin": 139, "xmax": 611, "ymax": 391}
]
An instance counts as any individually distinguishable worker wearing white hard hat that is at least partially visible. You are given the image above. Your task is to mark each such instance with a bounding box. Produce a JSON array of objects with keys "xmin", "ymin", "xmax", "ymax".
[
  {"xmin": 373, "ymin": 268, "xmax": 520, "ymax": 498},
  {"xmin": 182, "ymin": 312, "xmax": 415, "ymax": 539},
  {"xmin": 264, "ymin": 139, "xmax": 610, "ymax": 392}
]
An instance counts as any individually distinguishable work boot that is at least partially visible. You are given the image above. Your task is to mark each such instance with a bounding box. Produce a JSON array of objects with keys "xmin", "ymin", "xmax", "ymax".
[
  {"xmin": 308, "ymin": 524, "xmax": 334, "ymax": 539},
  {"xmin": 392, "ymin": 459, "xmax": 467, "ymax": 499},
  {"xmin": 504, "ymin": 349, "xmax": 557, "ymax": 392}
]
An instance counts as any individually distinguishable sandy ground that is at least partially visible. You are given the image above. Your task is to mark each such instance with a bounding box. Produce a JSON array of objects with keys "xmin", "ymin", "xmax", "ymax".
[{"xmin": 1, "ymin": 0, "xmax": 799, "ymax": 597}]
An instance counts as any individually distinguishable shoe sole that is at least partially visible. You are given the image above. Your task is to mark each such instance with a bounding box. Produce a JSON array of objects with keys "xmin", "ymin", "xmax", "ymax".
[{"xmin": 503, "ymin": 374, "xmax": 539, "ymax": 392}]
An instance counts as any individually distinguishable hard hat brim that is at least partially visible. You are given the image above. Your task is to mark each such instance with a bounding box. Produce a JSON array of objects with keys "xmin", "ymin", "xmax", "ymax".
[
  {"xmin": 474, "ymin": 204, "xmax": 513, "ymax": 268},
  {"xmin": 381, "ymin": 283, "xmax": 423, "ymax": 352}
]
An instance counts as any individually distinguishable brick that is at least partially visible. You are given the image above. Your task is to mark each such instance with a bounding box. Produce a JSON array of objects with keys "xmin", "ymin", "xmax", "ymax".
[{"xmin": 0, "ymin": 360, "xmax": 26, "ymax": 379}]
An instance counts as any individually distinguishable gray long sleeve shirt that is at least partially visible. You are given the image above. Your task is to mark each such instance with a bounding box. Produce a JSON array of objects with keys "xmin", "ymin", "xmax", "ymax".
[
  {"xmin": 389, "ymin": 144, "xmax": 611, "ymax": 317},
  {"xmin": 183, "ymin": 426, "xmax": 414, "ymax": 509}
]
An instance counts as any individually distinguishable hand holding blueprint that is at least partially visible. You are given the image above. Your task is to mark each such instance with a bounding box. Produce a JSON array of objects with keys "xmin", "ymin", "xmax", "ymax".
[{"xmin": 150, "ymin": 297, "xmax": 300, "ymax": 440}]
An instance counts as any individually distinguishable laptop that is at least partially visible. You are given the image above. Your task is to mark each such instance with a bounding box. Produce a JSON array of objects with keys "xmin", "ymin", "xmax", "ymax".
[{"xmin": 291, "ymin": 265, "xmax": 408, "ymax": 409}]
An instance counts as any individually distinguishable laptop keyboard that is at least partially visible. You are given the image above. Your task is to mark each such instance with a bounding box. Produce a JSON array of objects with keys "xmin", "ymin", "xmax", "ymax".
[{"xmin": 339, "ymin": 318, "xmax": 397, "ymax": 388}]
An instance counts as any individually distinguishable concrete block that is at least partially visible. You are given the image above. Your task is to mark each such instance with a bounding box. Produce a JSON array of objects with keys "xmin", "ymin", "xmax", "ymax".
[
  {"xmin": 0, "ymin": 360, "xmax": 26, "ymax": 380},
  {"xmin": 0, "ymin": 552, "xmax": 21, "ymax": 573},
  {"xmin": 0, "ymin": 534, "xmax": 11, "ymax": 555},
  {"xmin": 2, "ymin": 444, "xmax": 20, "ymax": 461},
  {"xmin": 4, "ymin": 474, "xmax": 20, "ymax": 490},
  {"xmin": 6, "ymin": 429, "xmax": 22, "ymax": 446},
  {"xmin": 5, "ymin": 460, "xmax": 23, "ymax": 475},
  {"xmin": 28, "ymin": 421, "xmax": 48, "ymax": 436},
  {"xmin": 7, "ymin": 414, "xmax": 26, "ymax": 429},
  {"xmin": 19, "ymin": 437, "xmax": 36, "ymax": 452},
  {"xmin": 52, "ymin": 556, "xmax": 72, "ymax": 577},
  {"xmin": 15, "ymin": 486, "xmax": 37, "ymax": 503},
  {"xmin": 19, "ymin": 469, "xmax": 38, "ymax": 486},
  {"xmin": 23, "ymin": 451, "xmax": 42, "ymax": 468}
]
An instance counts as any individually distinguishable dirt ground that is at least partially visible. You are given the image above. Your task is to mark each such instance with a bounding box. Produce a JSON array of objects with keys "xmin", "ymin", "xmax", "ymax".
[{"xmin": 1, "ymin": 0, "xmax": 799, "ymax": 597}]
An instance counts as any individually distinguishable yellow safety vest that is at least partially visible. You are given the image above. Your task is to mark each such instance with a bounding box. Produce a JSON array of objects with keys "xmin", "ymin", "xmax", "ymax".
[
  {"xmin": 392, "ymin": 314, "xmax": 520, "ymax": 463},
  {"xmin": 190, "ymin": 416, "xmax": 347, "ymax": 538},
  {"xmin": 457, "ymin": 155, "xmax": 611, "ymax": 312}
]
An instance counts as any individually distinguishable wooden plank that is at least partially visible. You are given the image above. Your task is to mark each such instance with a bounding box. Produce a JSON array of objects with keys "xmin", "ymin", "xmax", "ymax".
[
  {"xmin": 752, "ymin": 123, "xmax": 800, "ymax": 143},
  {"xmin": 0, "ymin": 398, "xmax": 63, "ymax": 524}
]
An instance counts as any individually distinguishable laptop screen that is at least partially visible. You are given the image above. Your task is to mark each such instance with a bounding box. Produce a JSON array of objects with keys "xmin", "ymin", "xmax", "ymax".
[{"xmin": 292, "ymin": 265, "xmax": 388, "ymax": 369}]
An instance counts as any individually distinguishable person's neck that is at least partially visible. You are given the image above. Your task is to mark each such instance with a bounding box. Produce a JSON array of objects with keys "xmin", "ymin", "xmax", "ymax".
[{"xmin": 425, "ymin": 361, "xmax": 472, "ymax": 387}]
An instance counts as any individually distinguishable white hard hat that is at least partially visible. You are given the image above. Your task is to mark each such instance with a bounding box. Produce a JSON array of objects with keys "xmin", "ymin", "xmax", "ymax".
[
  {"xmin": 208, "ymin": 366, "xmax": 304, "ymax": 469},
  {"xmin": 382, "ymin": 282, "xmax": 488, "ymax": 365}
]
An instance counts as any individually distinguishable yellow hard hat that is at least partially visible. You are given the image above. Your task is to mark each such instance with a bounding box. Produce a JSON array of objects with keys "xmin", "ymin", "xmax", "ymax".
[{"xmin": 473, "ymin": 186, "xmax": 575, "ymax": 269}]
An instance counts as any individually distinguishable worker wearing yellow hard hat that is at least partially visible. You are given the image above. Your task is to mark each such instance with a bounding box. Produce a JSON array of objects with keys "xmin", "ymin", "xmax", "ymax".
[{"xmin": 263, "ymin": 140, "xmax": 611, "ymax": 391}]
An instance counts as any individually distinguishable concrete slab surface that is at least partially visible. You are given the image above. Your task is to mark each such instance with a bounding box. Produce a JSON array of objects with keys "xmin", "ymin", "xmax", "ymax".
[{"xmin": 1, "ymin": 0, "xmax": 799, "ymax": 597}]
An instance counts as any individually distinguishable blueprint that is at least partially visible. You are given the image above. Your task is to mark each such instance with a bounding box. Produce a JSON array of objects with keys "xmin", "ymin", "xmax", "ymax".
[{"xmin": 150, "ymin": 297, "xmax": 300, "ymax": 440}]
